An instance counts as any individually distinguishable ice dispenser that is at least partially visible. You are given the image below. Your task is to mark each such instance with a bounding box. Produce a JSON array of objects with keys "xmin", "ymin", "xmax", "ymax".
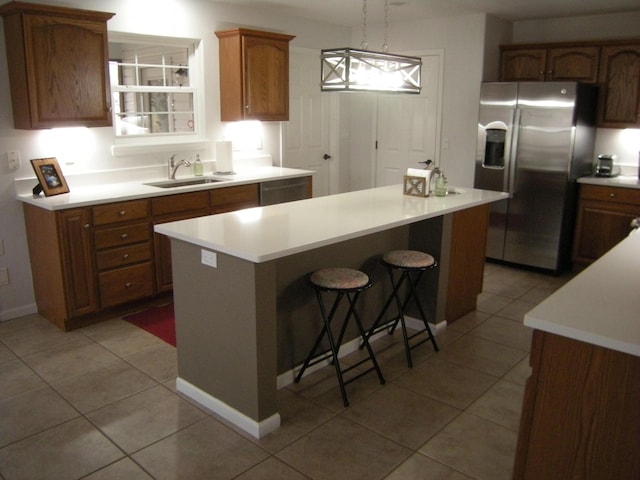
[{"xmin": 484, "ymin": 128, "xmax": 506, "ymax": 168}]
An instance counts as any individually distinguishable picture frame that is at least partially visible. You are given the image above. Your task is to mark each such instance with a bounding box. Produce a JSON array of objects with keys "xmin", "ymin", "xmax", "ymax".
[{"xmin": 30, "ymin": 157, "xmax": 70, "ymax": 196}]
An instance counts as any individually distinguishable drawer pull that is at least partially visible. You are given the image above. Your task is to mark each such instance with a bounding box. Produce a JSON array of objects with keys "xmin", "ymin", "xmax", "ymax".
[
  {"xmin": 609, "ymin": 193, "xmax": 615, "ymax": 198},
  {"xmin": 119, "ymin": 210, "xmax": 126, "ymax": 216},
  {"xmin": 123, "ymin": 253, "xmax": 129, "ymax": 260},
  {"xmin": 84, "ymin": 223, "xmax": 91, "ymax": 229},
  {"xmin": 121, "ymin": 233, "xmax": 128, "ymax": 240},
  {"xmin": 125, "ymin": 282, "xmax": 132, "ymax": 288}
]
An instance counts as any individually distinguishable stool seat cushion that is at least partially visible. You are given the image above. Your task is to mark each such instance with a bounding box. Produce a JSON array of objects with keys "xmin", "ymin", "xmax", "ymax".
[
  {"xmin": 383, "ymin": 250, "xmax": 436, "ymax": 269},
  {"xmin": 310, "ymin": 267, "xmax": 370, "ymax": 290}
]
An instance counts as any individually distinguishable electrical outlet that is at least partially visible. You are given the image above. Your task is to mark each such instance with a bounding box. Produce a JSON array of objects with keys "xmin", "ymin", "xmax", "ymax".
[
  {"xmin": 0, "ymin": 267, "xmax": 9, "ymax": 286},
  {"xmin": 7, "ymin": 151, "xmax": 20, "ymax": 170},
  {"xmin": 201, "ymin": 249, "xmax": 217, "ymax": 268}
]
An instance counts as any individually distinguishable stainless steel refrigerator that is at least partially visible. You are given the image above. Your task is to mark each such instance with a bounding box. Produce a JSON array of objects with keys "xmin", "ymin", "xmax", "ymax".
[{"xmin": 474, "ymin": 82, "xmax": 597, "ymax": 272}]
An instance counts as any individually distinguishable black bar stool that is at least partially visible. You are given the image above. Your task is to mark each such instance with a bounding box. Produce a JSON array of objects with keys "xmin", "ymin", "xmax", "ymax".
[
  {"xmin": 364, "ymin": 250, "xmax": 439, "ymax": 368},
  {"xmin": 295, "ymin": 267, "xmax": 385, "ymax": 407}
]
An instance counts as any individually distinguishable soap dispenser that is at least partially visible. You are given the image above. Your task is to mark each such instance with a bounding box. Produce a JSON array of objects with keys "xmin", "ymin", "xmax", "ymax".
[
  {"xmin": 193, "ymin": 154, "xmax": 203, "ymax": 176},
  {"xmin": 435, "ymin": 172, "xmax": 448, "ymax": 196}
]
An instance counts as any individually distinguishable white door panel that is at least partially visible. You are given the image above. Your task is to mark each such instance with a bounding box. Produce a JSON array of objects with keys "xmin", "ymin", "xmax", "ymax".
[
  {"xmin": 284, "ymin": 49, "xmax": 332, "ymax": 197},
  {"xmin": 375, "ymin": 53, "xmax": 442, "ymax": 187}
]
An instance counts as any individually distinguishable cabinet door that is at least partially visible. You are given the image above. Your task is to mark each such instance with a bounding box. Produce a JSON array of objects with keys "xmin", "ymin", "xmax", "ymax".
[
  {"xmin": 243, "ymin": 35, "xmax": 290, "ymax": 120},
  {"xmin": 22, "ymin": 14, "xmax": 112, "ymax": 128},
  {"xmin": 500, "ymin": 48, "xmax": 546, "ymax": 81},
  {"xmin": 572, "ymin": 201, "xmax": 639, "ymax": 266},
  {"xmin": 547, "ymin": 46, "xmax": 600, "ymax": 83},
  {"xmin": 597, "ymin": 44, "xmax": 640, "ymax": 127},
  {"xmin": 58, "ymin": 209, "xmax": 98, "ymax": 317}
]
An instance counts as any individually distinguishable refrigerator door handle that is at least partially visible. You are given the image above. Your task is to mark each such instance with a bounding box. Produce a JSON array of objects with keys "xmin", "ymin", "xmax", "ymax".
[{"xmin": 508, "ymin": 108, "xmax": 521, "ymax": 196}]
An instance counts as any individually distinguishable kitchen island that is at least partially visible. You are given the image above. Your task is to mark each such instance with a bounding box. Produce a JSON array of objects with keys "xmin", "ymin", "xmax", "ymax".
[
  {"xmin": 514, "ymin": 229, "xmax": 640, "ymax": 479},
  {"xmin": 155, "ymin": 185, "xmax": 507, "ymax": 438}
]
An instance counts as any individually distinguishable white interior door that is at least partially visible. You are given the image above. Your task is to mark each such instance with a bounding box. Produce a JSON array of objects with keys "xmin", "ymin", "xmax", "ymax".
[
  {"xmin": 284, "ymin": 48, "xmax": 333, "ymax": 197},
  {"xmin": 375, "ymin": 53, "xmax": 442, "ymax": 186}
]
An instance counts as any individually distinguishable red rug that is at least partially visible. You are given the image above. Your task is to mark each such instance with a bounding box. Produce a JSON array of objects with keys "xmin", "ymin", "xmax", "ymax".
[{"xmin": 124, "ymin": 303, "xmax": 176, "ymax": 347}]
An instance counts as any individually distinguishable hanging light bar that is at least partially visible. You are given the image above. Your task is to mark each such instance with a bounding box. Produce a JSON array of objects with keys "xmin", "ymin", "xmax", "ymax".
[
  {"xmin": 320, "ymin": 0, "xmax": 422, "ymax": 94},
  {"xmin": 321, "ymin": 48, "xmax": 421, "ymax": 93}
]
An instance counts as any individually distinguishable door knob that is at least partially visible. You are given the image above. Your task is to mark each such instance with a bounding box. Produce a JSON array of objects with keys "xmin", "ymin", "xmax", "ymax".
[{"xmin": 323, "ymin": 153, "xmax": 332, "ymax": 160}]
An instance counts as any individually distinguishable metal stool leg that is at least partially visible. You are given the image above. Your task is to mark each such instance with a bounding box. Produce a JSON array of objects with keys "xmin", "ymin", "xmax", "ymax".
[{"xmin": 296, "ymin": 279, "xmax": 385, "ymax": 407}]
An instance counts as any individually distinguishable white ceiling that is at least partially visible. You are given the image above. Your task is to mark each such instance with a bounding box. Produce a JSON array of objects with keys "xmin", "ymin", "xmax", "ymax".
[{"xmin": 212, "ymin": 0, "xmax": 640, "ymax": 27}]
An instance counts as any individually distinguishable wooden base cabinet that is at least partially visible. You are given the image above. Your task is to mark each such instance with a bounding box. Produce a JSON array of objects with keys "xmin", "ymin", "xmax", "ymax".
[
  {"xmin": 514, "ymin": 330, "xmax": 640, "ymax": 479},
  {"xmin": 23, "ymin": 205, "xmax": 98, "ymax": 330},
  {"xmin": 23, "ymin": 179, "xmax": 310, "ymax": 330},
  {"xmin": 572, "ymin": 184, "xmax": 640, "ymax": 270}
]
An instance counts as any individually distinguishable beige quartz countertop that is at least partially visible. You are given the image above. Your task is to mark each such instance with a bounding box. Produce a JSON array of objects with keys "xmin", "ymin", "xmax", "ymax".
[
  {"xmin": 524, "ymin": 229, "xmax": 640, "ymax": 357},
  {"xmin": 577, "ymin": 174, "xmax": 640, "ymax": 189},
  {"xmin": 15, "ymin": 166, "xmax": 314, "ymax": 211}
]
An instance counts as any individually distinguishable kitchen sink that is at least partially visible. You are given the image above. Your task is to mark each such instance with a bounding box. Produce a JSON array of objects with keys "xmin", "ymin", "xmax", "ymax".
[{"xmin": 144, "ymin": 177, "xmax": 228, "ymax": 188}]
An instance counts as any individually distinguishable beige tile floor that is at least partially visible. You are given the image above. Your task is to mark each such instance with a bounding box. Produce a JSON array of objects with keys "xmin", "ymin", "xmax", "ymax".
[{"xmin": 0, "ymin": 262, "xmax": 573, "ymax": 480}]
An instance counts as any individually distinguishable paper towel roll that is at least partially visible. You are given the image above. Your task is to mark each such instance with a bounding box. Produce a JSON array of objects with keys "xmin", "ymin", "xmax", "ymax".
[{"xmin": 215, "ymin": 140, "xmax": 234, "ymax": 173}]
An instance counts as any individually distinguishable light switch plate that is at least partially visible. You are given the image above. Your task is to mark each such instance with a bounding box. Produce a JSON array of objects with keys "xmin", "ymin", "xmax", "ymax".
[
  {"xmin": 201, "ymin": 249, "xmax": 217, "ymax": 268},
  {"xmin": 7, "ymin": 151, "xmax": 20, "ymax": 170}
]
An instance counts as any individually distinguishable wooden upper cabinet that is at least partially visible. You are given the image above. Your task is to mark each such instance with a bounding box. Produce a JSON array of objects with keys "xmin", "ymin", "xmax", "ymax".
[
  {"xmin": 500, "ymin": 45, "xmax": 599, "ymax": 83},
  {"xmin": 0, "ymin": 1, "xmax": 114, "ymax": 129},
  {"xmin": 597, "ymin": 43, "xmax": 640, "ymax": 128},
  {"xmin": 500, "ymin": 48, "xmax": 547, "ymax": 81},
  {"xmin": 546, "ymin": 46, "xmax": 600, "ymax": 83},
  {"xmin": 215, "ymin": 28, "xmax": 295, "ymax": 122}
]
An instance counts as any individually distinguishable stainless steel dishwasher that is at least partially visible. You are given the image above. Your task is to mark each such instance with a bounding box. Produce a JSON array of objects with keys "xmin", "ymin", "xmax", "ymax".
[{"xmin": 259, "ymin": 177, "xmax": 310, "ymax": 206}]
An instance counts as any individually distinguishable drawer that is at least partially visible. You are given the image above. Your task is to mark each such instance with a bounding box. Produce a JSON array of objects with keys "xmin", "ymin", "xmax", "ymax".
[
  {"xmin": 93, "ymin": 199, "xmax": 149, "ymax": 226},
  {"xmin": 210, "ymin": 184, "xmax": 259, "ymax": 210},
  {"xmin": 99, "ymin": 262, "xmax": 154, "ymax": 308},
  {"xmin": 95, "ymin": 243, "xmax": 152, "ymax": 270},
  {"xmin": 151, "ymin": 191, "xmax": 209, "ymax": 216},
  {"xmin": 94, "ymin": 222, "xmax": 150, "ymax": 250},
  {"xmin": 580, "ymin": 184, "xmax": 640, "ymax": 205}
]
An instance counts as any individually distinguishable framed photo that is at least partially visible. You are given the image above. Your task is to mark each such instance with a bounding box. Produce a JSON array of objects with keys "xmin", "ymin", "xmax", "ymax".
[{"xmin": 30, "ymin": 157, "xmax": 69, "ymax": 196}]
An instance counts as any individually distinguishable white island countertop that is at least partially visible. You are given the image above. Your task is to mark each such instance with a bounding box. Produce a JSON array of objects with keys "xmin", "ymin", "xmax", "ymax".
[
  {"xmin": 525, "ymin": 229, "xmax": 640, "ymax": 357},
  {"xmin": 155, "ymin": 185, "xmax": 508, "ymax": 263}
]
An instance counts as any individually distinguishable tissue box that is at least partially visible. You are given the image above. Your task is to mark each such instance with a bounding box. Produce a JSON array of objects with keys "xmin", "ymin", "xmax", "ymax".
[{"xmin": 403, "ymin": 175, "xmax": 429, "ymax": 197}]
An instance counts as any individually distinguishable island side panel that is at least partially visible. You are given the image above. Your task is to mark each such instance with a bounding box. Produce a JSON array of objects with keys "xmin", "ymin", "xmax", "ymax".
[{"xmin": 170, "ymin": 239, "xmax": 278, "ymax": 422}]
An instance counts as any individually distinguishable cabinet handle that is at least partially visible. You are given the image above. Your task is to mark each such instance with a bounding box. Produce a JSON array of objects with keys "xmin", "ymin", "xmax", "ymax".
[
  {"xmin": 84, "ymin": 223, "xmax": 91, "ymax": 229},
  {"xmin": 609, "ymin": 193, "xmax": 616, "ymax": 198},
  {"xmin": 121, "ymin": 233, "xmax": 128, "ymax": 239},
  {"xmin": 245, "ymin": 105, "xmax": 249, "ymax": 110},
  {"xmin": 123, "ymin": 253, "xmax": 129, "ymax": 260},
  {"xmin": 119, "ymin": 210, "xmax": 126, "ymax": 216},
  {"xmin": 125, "ymin": 282, "xmax": 132, "ymax": 288}
]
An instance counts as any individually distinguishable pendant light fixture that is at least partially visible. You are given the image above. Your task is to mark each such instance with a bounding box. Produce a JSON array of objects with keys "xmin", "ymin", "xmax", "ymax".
[{"xmin": 320, "ymin": 0, "xmax": 421, "ymax": 93}]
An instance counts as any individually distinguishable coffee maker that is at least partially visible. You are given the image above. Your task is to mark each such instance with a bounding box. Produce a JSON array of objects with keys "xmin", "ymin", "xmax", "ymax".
[{"xmin": 595, "ymin": 154, "xmax": 616, "ymax": 177}]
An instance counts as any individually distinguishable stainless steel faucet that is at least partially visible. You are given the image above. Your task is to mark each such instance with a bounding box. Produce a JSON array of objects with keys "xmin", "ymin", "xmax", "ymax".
[{"xmin": 168, "ymin": 154, "xmax": 191, "ymax": 179}]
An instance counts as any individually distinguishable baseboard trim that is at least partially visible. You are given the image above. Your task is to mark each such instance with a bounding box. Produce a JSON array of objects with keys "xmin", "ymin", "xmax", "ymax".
[{"xmin": 176, "ymin": 377, "xmax": 280, "ymax": 439}]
